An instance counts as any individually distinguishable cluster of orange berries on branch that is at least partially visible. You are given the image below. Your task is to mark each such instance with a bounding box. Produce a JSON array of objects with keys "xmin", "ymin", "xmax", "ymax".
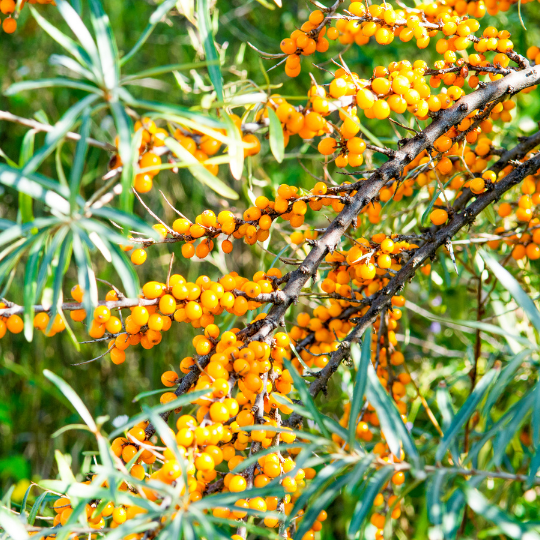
[
  {"xmin": 279, "ymin": 9, "xmax": 332, "ymax": 77},
  {"xmin": 274, "ymin": 0, "xmax": 531, "ymax": 80},
  {"xmin": 122, "ymin": 179, "xmax": 369, "ymax": 263},
  {"xmin": 1, "ymin": 0, "xmax": 54, "ymax": 34},
  {"xmin": 52, "ymin": 493, "xmax": 144, "ymax": 530},
  {"xmin": 82, "ymin": 323, "xmax": 328, "ymax": 536},
  {"xmin": 487, "ymin": 166, "xmax": 540, "ymax": 261},
  {"xmin": 66, "ymin": 269, "xmax": 284, "ymax": 365}
]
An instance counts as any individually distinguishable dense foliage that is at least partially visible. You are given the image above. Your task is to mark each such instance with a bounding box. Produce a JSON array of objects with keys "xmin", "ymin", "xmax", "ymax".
[{"xmin": 1, "ymin": 0, "xmax": 540, "ymax": 538}]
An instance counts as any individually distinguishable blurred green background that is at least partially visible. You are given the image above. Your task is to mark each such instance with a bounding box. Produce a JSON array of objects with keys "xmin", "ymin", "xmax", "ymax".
[{"xmin": 1, "ymin": 0, "xmax": 540, "ymax": 536}]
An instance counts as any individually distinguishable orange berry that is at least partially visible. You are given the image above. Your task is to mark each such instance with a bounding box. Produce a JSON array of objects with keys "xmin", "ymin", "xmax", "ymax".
[{"xmin": 131, "ymin": 248, "xmax": 147, "ymax": 265}]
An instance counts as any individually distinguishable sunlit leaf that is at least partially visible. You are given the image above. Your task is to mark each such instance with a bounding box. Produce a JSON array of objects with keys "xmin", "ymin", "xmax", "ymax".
[
  {"xmin": 464, "ymin": 486, "xmax": 540, "ymax": 540},
  {"xmin": 267, "ymin": 107, "xmax": 284, "ymax": 164},
  {"xmin": 366, "ymin": 364, "xmax": 420, "ymax": 466},
  {"xmin": 28, "ymin": 6, "xmax": 97, "ymax": 77},
  {"xmin": 0, "ymin": 506, "xmax": 29, "ymax": 540},
  {"xmin": 196, "ymin": 0, "xmax": 223, "ymax": 101},
  {"xmin": 164, "ymin": 137, "xmax": 238, "ymax": 199},
  {"xmin": 109, "ymin": 100, "xmax": 134, "ymax": 213},
  {"xmin": 88, "ymin": 0, "xmax": 119, "ymax": 90},
  {"xmin": 5, "ymin": 78, "xmax": 101, "ymax": 97},
  {"xmin": 0, "ymin": 164, "xmax": 70, "ymax": 214},
  {"xmin": 426, "ymin": 469, "xmax": 447, "ymax": 526},
  {"xmin": 44, "ymin": 369, "xmax": 98, "ymax": 432},
  {"xmin": 222, "ymin": 113, "xmax": 244, "ymax": 180},
  {"xmin": 348, "ymin": 329, "xmax": 371, "ymax": 450}
]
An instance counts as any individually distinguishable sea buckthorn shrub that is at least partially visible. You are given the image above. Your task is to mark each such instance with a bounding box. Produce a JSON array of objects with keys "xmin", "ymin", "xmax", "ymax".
[{"xmin": 1, "ymin": 0, "xmax": 540, "ymax": 539}]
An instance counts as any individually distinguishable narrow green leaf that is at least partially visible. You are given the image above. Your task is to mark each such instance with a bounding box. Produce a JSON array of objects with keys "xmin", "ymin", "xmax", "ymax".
[
  {"xmin": 101, "ymin": 521, "xmax": 160, "ymax": 540},
  {"xmin": 196, "ymin": 0, "xmax": 223, "ymax": 101},
  {"xmin": 0, "ymin": 220, "xmax": 55, "ymax": 248},
  {"xmin": 222, "ymin": 113, "xmax": 244, "ymax": 180},
  {"xmin": 55, "ymin": 0, "xmax": 102, "ymax": 78},
  {"xmin": 366, "ymin": 364, "xmax": 420, "ymax": 465},
  {"xmin": 348, "ymin": 467, "xmax": 393, "ymax": 537},
  {"xmin": 29, "ymin": 6, "xmax": 96, "ymax": 77},
  {"xmin": 44, "ymin": 370, "xmax": 97, "ymax": 432},
  {"xmin": 50, "ymin": 53, "xmax": 96, "ymax": 80},
  {"xmin": 71, "ymin": 229, "xmax": 99, "ymax": 317},
  {"xmin": 69, "ymin": 111, "xmax": 90, "ymax": 212},
  {"xmin": 483, "ymin": 349, "xmax": 531, "ymax": 416},
  {"xmin": 482, "ymin": 249, "xmax": 540, "ymax": 338},
  {"xmin": 90, "ymin": 206, "xmax": 157, "ymax": 237},
  {"xmin": 88, "ymin": 0, "xmax": 119, "ymax": 90},
  {"xmin": 426, "ymin": 469, "xmax": 447, "ymax": 525},
  {"xmin": 19, "ymin": 129, "xmax": 36, "ymax": 168},
  {"xmin": 491, "ymin": 388, "xmax": 535, "ymax": 467},
  {"xmin": 18, "ymin": 193, "xmax": 34, "ymax": 226},
  {"xmin": 482, "ymin": 202, "xmax": 497, "ymax": 226},
  {"xmin": 46, "ymin": 232, "xmax": 73, "ymax": 330},
  {"xmin": 463, "ymin": 486, "xmax": 540, "ymax": 540},
  {"xmin": 5, "ymin": 78, "xmax": 100, "ymax": 96},
  {"xmin": 36, "ymin": 227, "xmax": 69, "ymax": 298},
  {"xmin": 435, "ymin": 367, "xmax": 499, "ymax": 462},
  {"xmin": 346, "ymin": 455, "xmax": 374, "ymax": 495},
  {"xmin": 0, "ymin": 506, "xmax": 29, "ymax": 540},
  {"xmin": 0, "ymin": 164, "xmax": 70, "ymax": 215},
  {"xmin": 22, "ymin": 95, "xmax": 99, "ymax": 176},
  {"xmin": 132, "ymin": 387, "xmax": 171, "ymax": 402},
  {"xmin": 533, "ymin": 380, "xmax": 540, "ymax": 448},
  {"xmin": 282, "ymin": 358, "xmax": 330, "ymax": 438},
  {"xmin": 421, "ymin": 176, "xmax": 454, "ymax": 225},
  {"xmin": 348, "ymin": 329, "xmax": 371, "ymax": 450},
  {"xmin": 443, "ymin": 488, "xmax": 468, "ymax": 540},
  {"xmin": 289, "ymin": 458, "xmax": 349, "ymax": 523},
  {"xmin": 296, "ymin": 474, "xmax": 350, "ymax": 539},
  {"xmin": 267, "ymin": 107, "xmax": 284, "ymax": 163},
  {"xmin": 120, "ymin": 94, "xmax": 224, "ymax": 128},
  {"xmin": 233, "ymin": 443, "xmax": 310, "ymax": 474},
  {"xmin": 273, "ymin": 394, "xmax": 350, "ymax": 441},
  {"xmin": 108, "ymin": 389, "xmax": 211, "ymax": 439},
  {"xmin": 18, "ymin": 130, "xmax": 36, "ymax": 225},
  {"xmin": 55, "ymin": 450, "xmax": 77, "ymax": 484},
  {"xmin": 436, "ymin": 382, "xmax": 459, "ymax": 463},
  {"xmin": 52, "ymin": 424, "xmax": 92, "ymax": 438},
  {"xmin": 20, "ymin": 484, "xmax": 32, "ymax": 520},
  {"xmin": 528, "ymin": 450, "xmax": 540, "ymax": 488},
  {"xmin": 23, "ymin": 235, "xmax": 45, "ymax": 342},
  {"xmin": 28, "ymin": 492, "xmax": 49, "ymax": 526},
  {"xmin": 109, "ymin": 100, "xmax": 134, "ymax": 213},
  {"xmin": 164, "ymin": 137, "xmax": 238, "ymax": 199},
  {"xmin": 121, "ymin": 60, "xmax": 219, "ymax": 83},
  {"xmin": 120, "ymin": 0, "xmax": 178, "ymax": 66},
  {"xmin": 421, "ymin": 311, "xmax": 535, "ymax": 348}
]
